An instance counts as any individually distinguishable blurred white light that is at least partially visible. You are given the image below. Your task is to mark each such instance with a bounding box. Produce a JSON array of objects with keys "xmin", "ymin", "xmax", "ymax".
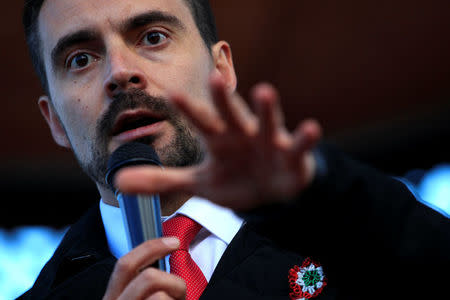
[
  {"xmin": 417, "ymin": 164, "xmax": 450, "ymax": 217},
  {"xmin": 0, "ymin": 226, "xmax": 66, "ymax": 300}
]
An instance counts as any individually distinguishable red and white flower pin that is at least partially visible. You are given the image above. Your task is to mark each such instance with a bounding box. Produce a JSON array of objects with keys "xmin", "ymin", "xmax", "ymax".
[{"xmin": 288, "ymin": 257, "xmax": 327, "ymax": 299}]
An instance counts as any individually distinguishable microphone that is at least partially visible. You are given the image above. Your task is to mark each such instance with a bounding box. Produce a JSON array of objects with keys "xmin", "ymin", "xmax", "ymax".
[{"xmin": 105, "ymin": 142, "xmax": 167, "ymax": 271}]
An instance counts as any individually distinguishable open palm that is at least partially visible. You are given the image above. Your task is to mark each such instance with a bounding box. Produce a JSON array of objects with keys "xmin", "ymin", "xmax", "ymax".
[{"xmin": 116, "ymin": 73, "xmax": 321, "ymax": 211}]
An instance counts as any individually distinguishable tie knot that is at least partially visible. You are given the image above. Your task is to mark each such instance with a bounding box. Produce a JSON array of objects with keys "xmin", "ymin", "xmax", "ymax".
[{"xmin": 163, "ymin": 215, "xmax": 202, "ymax": 250}]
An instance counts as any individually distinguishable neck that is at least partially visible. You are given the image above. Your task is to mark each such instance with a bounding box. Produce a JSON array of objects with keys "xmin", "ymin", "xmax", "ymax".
[{"xmin": 98, "ymin": 184, "xmax": 191, "ymax": 216}]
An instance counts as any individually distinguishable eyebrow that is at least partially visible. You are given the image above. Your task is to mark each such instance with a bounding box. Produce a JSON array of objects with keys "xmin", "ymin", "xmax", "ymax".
[
  {"xmin": 51, "ymin": 29, "xmax": 99, "ymax": 68},
  {"xmin": 50, "ymin": 10, "xmax": 186, "ymax": 69},
  {"xmin": 119, "ymin": 10, "xmax": 186, "ymax": 33}
]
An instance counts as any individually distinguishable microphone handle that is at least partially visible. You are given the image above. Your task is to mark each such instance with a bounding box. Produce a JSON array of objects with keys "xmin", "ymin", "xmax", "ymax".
[{"xmin": 117, "ymin": 193, "xmax": 167, "ymax": 272}]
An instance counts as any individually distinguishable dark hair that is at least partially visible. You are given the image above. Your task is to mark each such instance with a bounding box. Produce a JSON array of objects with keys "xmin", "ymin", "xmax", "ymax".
[{"xmin": 23, "ymin": 0, "xmax": 218, "ymax": 94}]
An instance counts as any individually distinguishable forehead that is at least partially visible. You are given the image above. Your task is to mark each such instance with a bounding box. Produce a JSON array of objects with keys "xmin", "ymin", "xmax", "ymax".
[{"xmin": 38, "ymin": 0, "xmax": 194, "ymax": 52}]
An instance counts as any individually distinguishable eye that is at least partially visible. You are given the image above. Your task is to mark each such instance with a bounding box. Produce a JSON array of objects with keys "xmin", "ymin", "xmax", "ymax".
[
  {"xmin": 142, "ymin": 31, "xmax": 168, "ymax": 46},
  {"xmin": 67, "ymin": 53, "xmax": 96, "ymax": 70}
]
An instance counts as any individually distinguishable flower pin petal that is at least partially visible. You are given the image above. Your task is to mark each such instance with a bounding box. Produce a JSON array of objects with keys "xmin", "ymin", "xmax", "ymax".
[{"xmin": 288, "ymin": 257, "xmax": 327, "ymax": 300}]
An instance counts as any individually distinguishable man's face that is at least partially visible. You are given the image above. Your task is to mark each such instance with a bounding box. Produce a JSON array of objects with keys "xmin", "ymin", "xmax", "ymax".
[{"xmin": 37, "ymin": 0, "xmax": 223, "ymax": 189}]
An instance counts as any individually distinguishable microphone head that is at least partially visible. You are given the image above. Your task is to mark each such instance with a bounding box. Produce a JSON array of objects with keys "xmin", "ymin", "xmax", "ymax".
[{"xmin": 105, "ymin": 142, "xmax": 162, "ymax": 189}]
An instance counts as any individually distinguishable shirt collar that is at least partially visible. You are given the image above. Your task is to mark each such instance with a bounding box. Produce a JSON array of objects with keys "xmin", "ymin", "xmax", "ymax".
[
  {"xmin": 100, "ymin": 196, "xmax": 243, "ymax": 258},
  {"xmin": 166, "ymin": 196, "xmax": 244, "ymax": 245},
  {"xmin": 99, "ymin": 200, "xmax": 128, "ymax": 258}
]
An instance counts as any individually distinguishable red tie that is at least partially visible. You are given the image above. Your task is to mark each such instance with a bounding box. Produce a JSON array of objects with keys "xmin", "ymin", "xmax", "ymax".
[{"xmin": 163, "ymin": 215, "xmax": 207, "ymax": 300}]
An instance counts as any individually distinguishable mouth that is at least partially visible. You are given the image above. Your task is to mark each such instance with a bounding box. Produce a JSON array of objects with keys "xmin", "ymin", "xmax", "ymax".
[{"xmin": 111, "ymin": 109, "xmax": 166, "ymax": 142}]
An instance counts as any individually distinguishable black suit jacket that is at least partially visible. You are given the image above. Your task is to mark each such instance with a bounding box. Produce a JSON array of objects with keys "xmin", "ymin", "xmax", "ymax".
[
  {"xmin": 19, "ymin": 205, "xmax": 328, "ymax": 299},
  {"xmin": 19, "ymin": 145, "xmax": 450, "ymax": 299}
]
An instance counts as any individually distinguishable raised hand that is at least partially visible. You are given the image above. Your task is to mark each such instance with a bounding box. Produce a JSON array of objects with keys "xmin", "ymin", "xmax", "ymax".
[{"xmin": 115, "ymin": 73, "xmax": 322, "ymax": 211}]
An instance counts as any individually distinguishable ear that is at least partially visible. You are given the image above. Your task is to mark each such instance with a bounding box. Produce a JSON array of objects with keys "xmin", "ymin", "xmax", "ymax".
[
  {"xmin": 38, "ymin": 95, "xmax": 71, "ymax": 148},
  {"xmin": 211, "ymin": 41, "xmax": 237, "ymax": 93}
]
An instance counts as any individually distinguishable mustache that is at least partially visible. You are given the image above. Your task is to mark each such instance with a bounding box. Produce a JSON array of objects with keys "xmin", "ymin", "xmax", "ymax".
[{"xmin": 96, "ymin": 88, "xmax": 175, "ymax": 138}]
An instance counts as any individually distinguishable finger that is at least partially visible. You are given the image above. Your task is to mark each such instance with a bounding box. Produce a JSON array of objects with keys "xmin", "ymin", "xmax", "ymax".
[
  {"xmin": 115, "ymin": 165, "xmax": 199, "ymax": 196},
  {"xmin": 104, "ymin": 237, "xmax": 180, "ymax": 299},
  {"xmin": 170, "ymin": 91, "xmax": 225, "ymax": 136},
  {"xmin": 251, "ymin": 83, "xmax": 285, "ymax": 138},
  {"xmin": 251, "ymin": 82, "xmax": 292, "ymax": 152},
  {"xmin": 291, "ymin": 119, "xmax": 322, "ymax": 158},
  {"xmin": 232, "ymin": 93, "xmax": 258, "ymax": 135},
  {"xmin": 119, "ymin": 268, "xmax": 186, "ymax": 300},
  {"xmin": 146, "ymin": 291, "xmax": 178, "ymax": 300},
  {"xmin": 210, "ymin": 73, "xmax": 256, "ymax": 134},
  {"xmin": 252, "ymin": 84, "xmax": 278, "ymax": 146},
  {"xmin": 289, "ymin": 120, "xmax": 322, "ymax": 189}
]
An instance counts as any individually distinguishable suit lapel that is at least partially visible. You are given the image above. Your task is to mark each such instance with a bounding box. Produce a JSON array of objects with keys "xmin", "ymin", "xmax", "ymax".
[
  {"xmin": 201, "ymin": 222, "xmax": 293, "ymax": 299},
  {"xmin": 201, "ymin": 222, "xmax": 335, "ymax": 299},
  {"xmin": 207, "ymin": 222, "xmax": 264, "ymax": 285}
]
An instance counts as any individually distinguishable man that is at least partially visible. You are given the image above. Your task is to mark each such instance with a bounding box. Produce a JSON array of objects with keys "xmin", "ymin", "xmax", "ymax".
[{"xmin": 20, "ymin": 0, "xmax": 450, "ymax": 299}]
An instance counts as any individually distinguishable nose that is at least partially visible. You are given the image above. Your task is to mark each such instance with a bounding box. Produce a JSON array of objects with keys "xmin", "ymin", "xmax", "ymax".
[{"xmin": 103, "ymin": 50, "xmax": 147, "ymax": 98}]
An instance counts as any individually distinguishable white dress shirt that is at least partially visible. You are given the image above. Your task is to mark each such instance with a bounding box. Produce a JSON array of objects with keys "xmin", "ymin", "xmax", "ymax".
[{"xmin": 99, "ymin": 196, "xmax": 244, "ymax": 281}]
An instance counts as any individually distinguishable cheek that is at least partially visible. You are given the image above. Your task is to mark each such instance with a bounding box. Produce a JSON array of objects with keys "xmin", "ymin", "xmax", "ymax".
[
  {"xmin": 53, "ymin": 94, "xmax": 100, "ymax": 155},
  {"xmin": 172, "ymin": 57, "xmax": 213, "ymax": 101},
  {"xmin": 65, "ymin": 102, "xmax": 92, "ymax": 140},
  {"xmin": 52, "ymin": 79, "xmax": 103, "ymax": 135}
]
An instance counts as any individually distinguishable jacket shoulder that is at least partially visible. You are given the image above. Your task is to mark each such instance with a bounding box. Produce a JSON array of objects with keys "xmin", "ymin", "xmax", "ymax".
[{"xmin": 18, "ymin": 205, "xmax": 115, "ymax": 299}]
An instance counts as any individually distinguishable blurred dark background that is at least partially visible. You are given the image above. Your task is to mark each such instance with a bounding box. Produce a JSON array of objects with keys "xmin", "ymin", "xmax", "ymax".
[{"xmin": 1, "ymin": 0, "xmax": 449, "ymax": 229}]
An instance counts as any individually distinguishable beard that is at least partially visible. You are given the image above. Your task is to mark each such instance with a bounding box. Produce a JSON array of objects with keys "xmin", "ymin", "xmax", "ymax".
[{"xmin": 76, "ymin": 89, "xmax": 204, "ymax": 192}]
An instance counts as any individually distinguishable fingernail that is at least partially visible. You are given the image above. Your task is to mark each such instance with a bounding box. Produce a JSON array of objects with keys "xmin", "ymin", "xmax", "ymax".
[{"xmin": 162, "ymin": 237, "xmax": 179, "ymax": 248}]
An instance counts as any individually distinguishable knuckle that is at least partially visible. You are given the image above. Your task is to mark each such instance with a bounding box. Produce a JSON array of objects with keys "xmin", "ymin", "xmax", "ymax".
[
  {"xmin": 114, "ymin": 257, "xmax": 132, "ymax": 274},
  {"xmin": 142, "ymin": 239, "xmax": 159, "ymax": 252},
  {"xmin": 142, "ymin": 237, "xmax": 163, "ymax": 251},
  {"xmin": 141, "ymin": 268, "xmax": 158, "ymax": 283},
  {"xmin": 145, "ymin": 291, "xmax": 169, "ymax": 300},
  {"xmin": 176, "ymin": 277, "xmax": 187, "ymax": 295}
]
